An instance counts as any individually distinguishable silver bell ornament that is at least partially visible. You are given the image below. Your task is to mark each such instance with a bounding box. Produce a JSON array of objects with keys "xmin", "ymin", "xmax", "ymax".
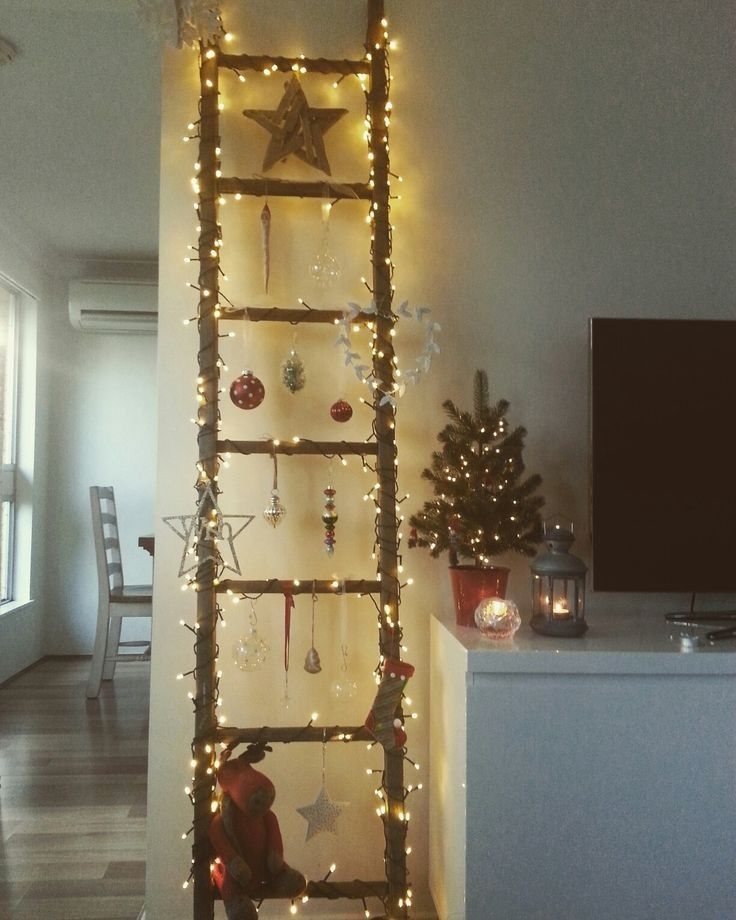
[
  {"xmin": 304, "ymin": 588, "xmax": 322, "ymax": 674},
  {"xmin": 263, "ymin": 452, "xmax": 286, "ymax": 527},
  {"xmin": 304, "ymin": 646, "xmax": 322, "ymax": 674},
  {"xmin": 263, "ymin": 489, "xmax": 286, "ymax": 527}
]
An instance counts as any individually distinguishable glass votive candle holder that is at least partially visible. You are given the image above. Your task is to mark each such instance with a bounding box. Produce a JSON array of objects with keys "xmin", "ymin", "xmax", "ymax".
[{"xmin": 474, "ymin": 596, "xmax": 521, "ymax": 640}]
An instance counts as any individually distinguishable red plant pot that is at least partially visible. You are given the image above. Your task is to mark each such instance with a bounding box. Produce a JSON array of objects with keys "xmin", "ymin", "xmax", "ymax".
[{"xmin": 449, "ymin": 565, "xmax": 510, "ymax": 627}]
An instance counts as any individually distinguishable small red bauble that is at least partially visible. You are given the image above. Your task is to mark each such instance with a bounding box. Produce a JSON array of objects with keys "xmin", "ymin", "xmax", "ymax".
[
  {"xmin": 330, "ymin": 398, "xmax": 353, "ymax": 422},
  {"xmin": 230, "ymin": 370, "xmax": 265, "ymax": 410}
]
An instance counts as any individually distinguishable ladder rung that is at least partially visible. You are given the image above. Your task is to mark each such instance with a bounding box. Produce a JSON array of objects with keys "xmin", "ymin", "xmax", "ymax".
[
  {"xmin": 304, "ymin": 879, "xmax": 389, "ymax": 901},
  {"xmin": 218, "ymin": 578, "xmax": 381, "ymax": 596},
  {"xmin": 221, "ymin": 306, "xmax": 373, "ymax": 325},
  {"xmin": 218, "ymin": 439, "xmax": 378, "ymax": 457},
  {"xmin": 212, "ymin": 725, "xmax": 373, "ymax": 745},
  {"xmin": 219, "ymin": 177, "xmax": 371, "ymax": 200},
  {"xmin": 213, "ymin": 879, "xmax": 388, "ymax": 901},
  {"xmin": 219, "ymin": 52, "xmax": 370, "ymax": 77}
]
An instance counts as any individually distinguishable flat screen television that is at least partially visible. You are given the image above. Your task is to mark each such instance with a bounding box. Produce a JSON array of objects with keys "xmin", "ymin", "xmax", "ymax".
[{"xmin": 590, "ymin": 317, "xmax": 736, "ymax": 592}]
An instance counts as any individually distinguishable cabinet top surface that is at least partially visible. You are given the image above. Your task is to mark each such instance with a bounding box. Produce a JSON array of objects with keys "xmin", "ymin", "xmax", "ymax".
[{"xmin": 433, "ymin": 609, "xmax": 736, "ymax": 675}]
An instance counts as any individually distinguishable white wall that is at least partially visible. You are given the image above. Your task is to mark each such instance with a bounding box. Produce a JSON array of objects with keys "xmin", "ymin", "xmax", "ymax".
[{"xmin": 147, "ymin": 1, "xmax": 736, "ymax": 917}]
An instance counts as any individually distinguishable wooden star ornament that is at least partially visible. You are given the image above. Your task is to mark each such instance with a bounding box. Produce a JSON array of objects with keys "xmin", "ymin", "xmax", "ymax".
[{"xmin": 243, "ymin": 76, "xmax": 347, "ymax": 175}]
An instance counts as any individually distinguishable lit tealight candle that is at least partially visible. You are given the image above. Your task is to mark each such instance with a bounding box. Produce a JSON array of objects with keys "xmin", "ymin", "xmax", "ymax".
[{"xmin": 552, "ymin": 598, "xmax": 571, "ymax": 619}]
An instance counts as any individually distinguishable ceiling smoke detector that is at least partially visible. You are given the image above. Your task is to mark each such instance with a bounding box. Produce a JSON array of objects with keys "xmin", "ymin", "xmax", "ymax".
[{"xmin": 0, "ymin": 36, "xmax": 17, "ymax": 65}]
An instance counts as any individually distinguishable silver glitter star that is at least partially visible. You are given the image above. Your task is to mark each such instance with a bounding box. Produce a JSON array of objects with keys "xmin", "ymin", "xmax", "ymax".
[
  {"xmin": 162, "ymin": 484, "xmax": 254, "ymax": 577},
  {"xmin": 296, "ymin": 785, "xmax": 348, "ymax": 841}
]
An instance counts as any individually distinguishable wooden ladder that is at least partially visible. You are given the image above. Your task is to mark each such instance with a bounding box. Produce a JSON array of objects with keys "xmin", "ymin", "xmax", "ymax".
[{"xmin": 189, "ymin": 2, "xmax": 409, "ymax": 917}]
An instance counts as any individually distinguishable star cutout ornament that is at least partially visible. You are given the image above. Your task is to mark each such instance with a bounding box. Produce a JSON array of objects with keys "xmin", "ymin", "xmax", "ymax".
[
  {"xmin": 243, "ymin": 76, "xmax": 347, "ymax": 175},
  {"xmin": 296, "ymin": 784, "xmax": 348, "ymax": 841},
  {"xmin": 162, "ymin": 484, "xmax": 254, "ymax": 577}
]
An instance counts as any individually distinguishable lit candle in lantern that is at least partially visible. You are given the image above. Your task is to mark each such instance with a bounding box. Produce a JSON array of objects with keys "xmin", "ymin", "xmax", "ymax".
[{"xmin": 552, "ymin": 598, "xmax": 570, "ymax": 619}]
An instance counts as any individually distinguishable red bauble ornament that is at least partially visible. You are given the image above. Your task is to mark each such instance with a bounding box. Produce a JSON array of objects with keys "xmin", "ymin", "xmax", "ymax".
[
  {"xmin": 230, "ymin": 370, "xmax": 265, "ymax": 410},
  {"xmin": 330, "ymin": 398, "xmax": 353, "ymax": 422}
]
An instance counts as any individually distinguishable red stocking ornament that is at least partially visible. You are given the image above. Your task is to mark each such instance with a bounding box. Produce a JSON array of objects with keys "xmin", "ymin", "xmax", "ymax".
[{"xmin": 364, "ymin": 658, "xmax": 415, "ymax": 750}]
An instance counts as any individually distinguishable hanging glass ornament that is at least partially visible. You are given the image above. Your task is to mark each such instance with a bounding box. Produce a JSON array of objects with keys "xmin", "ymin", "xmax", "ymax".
[
  {"xmin": 308, "ymin": 201, "xmax": 342, "ymax": 289},
  {"xmin": 282, "ymin": 592, "xmax": 294, "ymax": 708},
  {"xmin": 330, "ymin": 644, "xmax": 358, "ymax": 701},
  {"xmin": 230, "ymin": 369, "xmax": 265, "ymax": 410},
  {"xmin": 330, "ymin": 398, "xmax": 353, "ymax": 423},
  {"xmin": 264, "ymin": 491, "xmax": 286, "ymax": 527},
  {"xmin": 281, "ymin": 349, "xmax": 306, "ymax": 394},
  {"xmin": 304, "ymin": 587, "xmax": 322, "ymax": 674},
  {"xmin": 264, "ymin": 450, "xmax": 286, "ymax": 527},
  {"xmin": 322, "ymin": 486, "xmax": 338, "ymax": 556},
  {"xmin": 233, "ymin": 601, "xmax": 269, "ymax": 671},
  {"xmin": 260, "ymin": 200, "xmax": 271, "ymax": 293}
]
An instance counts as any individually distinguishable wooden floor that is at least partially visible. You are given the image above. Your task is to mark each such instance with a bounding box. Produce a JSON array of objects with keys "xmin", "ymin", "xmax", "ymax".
[{"xmin": 0, "ymin": 657, "xmax": 149, "ymax": 920}]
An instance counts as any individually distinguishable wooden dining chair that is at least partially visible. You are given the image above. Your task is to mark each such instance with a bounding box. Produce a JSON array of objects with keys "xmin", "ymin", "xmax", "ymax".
[{"xmin": 87, "ymin": 486, "xmax": 153, "ymax": 699}]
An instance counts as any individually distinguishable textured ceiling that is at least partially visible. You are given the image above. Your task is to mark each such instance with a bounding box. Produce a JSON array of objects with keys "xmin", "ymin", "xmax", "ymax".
[{"xmin": 0, "ymin": 1, "xmax": 161, "ymax": 260}]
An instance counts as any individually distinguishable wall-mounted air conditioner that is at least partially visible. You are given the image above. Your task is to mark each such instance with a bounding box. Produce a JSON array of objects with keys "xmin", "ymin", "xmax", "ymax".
[{"xmin": 68, "ymin": 278, "xmax": 158, "ymax": 334}]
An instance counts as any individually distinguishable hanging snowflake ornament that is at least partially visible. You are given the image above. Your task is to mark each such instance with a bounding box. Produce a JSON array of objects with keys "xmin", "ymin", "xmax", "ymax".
[{"xmin": 136, "ymin": 0, "xmax": 224, "ymax": 48}]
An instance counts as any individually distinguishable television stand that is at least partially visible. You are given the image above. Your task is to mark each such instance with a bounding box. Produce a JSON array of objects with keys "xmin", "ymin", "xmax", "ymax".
[
  {"xmin": 665, "ymin": 611, "xmax": 736, "ymax": 642},
  {"xmin": 430, "ymin": 608, "xmax": 736, "ymax": 920}
]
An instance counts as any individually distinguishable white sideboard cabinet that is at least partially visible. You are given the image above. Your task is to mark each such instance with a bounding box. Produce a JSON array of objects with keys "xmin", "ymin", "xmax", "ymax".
[{"xmin": 429, "ymin": 610, "xmax": 736, "ymax": 920}]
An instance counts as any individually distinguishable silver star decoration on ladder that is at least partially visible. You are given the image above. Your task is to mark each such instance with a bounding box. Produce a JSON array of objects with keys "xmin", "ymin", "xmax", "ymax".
[
  {"xmin": 162, "ymin": 483, "xmax": 254, "ymax": 577},
  {"xmin": 296, "ymin": 785, "xmax": 348, "ymax": 841}
]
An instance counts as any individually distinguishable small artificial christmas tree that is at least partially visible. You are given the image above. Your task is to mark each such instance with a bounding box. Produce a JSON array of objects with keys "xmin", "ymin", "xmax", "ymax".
[{"xmin": 409, "ymin": 370, "xmax": 544, "ymax": 567}]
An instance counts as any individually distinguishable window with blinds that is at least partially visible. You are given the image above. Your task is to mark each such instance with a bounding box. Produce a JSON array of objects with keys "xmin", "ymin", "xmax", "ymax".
[{"xmin": 0, "ymin": 283, "xmax": 18, "ymax": 603}]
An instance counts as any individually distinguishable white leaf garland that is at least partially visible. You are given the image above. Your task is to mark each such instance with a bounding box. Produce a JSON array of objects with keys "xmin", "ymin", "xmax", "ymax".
[{"xmin": 335, "ymin": 299, "xmax": 440, "ymax": 408}]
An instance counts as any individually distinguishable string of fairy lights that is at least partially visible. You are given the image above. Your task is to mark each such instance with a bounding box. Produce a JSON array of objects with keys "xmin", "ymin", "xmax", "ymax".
[{"xmin": 173, "ymin": 10, "xmax": 422, "ymax": 917}]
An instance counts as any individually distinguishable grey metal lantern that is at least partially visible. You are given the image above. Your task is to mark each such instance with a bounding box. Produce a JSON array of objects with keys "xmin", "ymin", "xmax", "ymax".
[{"xmin": 530, "ymin": 518, "xmax": 588, "ymax": 637}]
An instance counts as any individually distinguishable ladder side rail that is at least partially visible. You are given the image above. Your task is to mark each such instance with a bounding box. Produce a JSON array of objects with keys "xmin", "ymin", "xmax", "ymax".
[
  {"xmin": 366, "ymin": 1, "xmax": 409, "ymax": 916},
  {"xmin": 192, "ymin": 43, "xmax": 221, "ymax": 920}
]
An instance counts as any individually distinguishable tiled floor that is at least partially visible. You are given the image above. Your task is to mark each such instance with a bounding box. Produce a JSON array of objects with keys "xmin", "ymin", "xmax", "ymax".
[{"xmin": 0, "ymin": 657, "xmax": 149, "ymax": 919}]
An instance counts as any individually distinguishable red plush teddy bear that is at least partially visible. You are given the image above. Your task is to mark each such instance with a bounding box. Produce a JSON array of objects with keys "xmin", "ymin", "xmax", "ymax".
[{"xmin": 209, "ymin": 744, "xmax": 307, "ymax": 920}]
